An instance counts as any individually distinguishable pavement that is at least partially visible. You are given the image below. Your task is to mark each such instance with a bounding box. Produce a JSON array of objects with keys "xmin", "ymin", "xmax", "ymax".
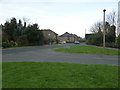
[{"xmin": 2, "ymin": 44, "xmax": 119, "ymax": 66}]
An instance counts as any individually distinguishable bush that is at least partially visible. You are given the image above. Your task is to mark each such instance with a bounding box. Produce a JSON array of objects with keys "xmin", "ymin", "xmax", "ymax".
[
  {"xmin": 66, "ymin": 41, "xmax": 74, "ymax": 43},
  {"xmin": 2, "ymin": 40, "xmax": 18, "ymax": 48},
  {"xmin": 2, "ymin": 42, "xmax": 11, "ymax": 48},
  {"xmin": 79, "ymin": 39, "xmax": 86, "ymax": 42},
  {"xmin": 105, "ymin": 43, "xmax": 117, "ymax": 48}
]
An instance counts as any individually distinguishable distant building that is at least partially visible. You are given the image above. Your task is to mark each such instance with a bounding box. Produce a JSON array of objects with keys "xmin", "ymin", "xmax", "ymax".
[
  {"xmin": 41, "ymin": 29, "xmax": 58, "ymax": 44},
  {"xmin": 118, "ymin": 1, "xmax": 120, "ymax": 35},
  {"xmin": 59, "ymin": 32, "xmax": 81, "ymax": 41}
]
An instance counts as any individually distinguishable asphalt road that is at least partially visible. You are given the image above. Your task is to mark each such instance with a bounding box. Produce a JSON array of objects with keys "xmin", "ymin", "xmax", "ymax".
[{"xmin": 2, "ymin": 44, "xmax": 119, "ymax": 66}]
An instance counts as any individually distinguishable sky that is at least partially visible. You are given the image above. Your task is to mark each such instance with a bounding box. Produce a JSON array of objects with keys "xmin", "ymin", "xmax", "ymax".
[{"xmin": 0, "ymin": 0, "xmax": 119, "ymax": 38}]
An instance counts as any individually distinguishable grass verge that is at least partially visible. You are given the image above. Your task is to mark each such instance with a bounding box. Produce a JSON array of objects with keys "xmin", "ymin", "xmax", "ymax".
[
  {"xmin": 2, "ymin": 62, "xmax": 118, "ymax": 88},
  {"xmin": 54, "ymin": 45, "xmax": 120, "ymax": 55}
]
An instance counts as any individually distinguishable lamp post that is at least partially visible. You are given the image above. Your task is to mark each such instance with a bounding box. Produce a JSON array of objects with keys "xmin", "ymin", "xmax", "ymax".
[{"xmin": 103, "ymin": 9, "xmax": 106, "ymax": 47}]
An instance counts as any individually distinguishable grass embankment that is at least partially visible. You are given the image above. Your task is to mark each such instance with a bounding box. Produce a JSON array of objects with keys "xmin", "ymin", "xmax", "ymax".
[
  {"xmin": 55, "ymin": 45, "xmax": 119, "ymax": 55},
  {"xmin": 3, "ymin": 62, "xmax": 118, "ymax": 88}
]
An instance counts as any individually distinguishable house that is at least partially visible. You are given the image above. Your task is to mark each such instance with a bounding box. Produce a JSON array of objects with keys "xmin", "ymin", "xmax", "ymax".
[
  {"xmin": 41, "ymin": 29, "xmax": 58, "ymax": 44},
  {"xmin": 59, "ymin": 32, "xmax": 81, "ymax": 41}
]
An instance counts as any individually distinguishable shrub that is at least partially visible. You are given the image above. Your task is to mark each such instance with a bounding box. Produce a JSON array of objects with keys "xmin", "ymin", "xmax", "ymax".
[
  {"xmin": 105, "ymin": 43, "xmax": 116, "ymax": 48},
  {"xmin": 2, "ymin": 41, "xmax": 11, "ymax": 48},
  {"xmin": 66, "ymin": 41, "xmax": 74, "ymax": 43},
  {"xmin": 79, "ymin": 39, "xmax": 86, "ymax": 42},
  {"xmin": 2, "ymin": 40, "xmax": 18, "ymax": 48}
]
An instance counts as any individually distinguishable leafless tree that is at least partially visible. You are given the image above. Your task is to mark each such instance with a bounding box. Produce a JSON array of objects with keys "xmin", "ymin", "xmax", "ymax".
[
  {"xmin": 22, "ymin": 17, "xmax": 30, "ymax": 27},
  {"xmin": 106, "ymin": 10, "xmax": 117, "ymax": 26},
  {"xmin": 22, "ymin": 17, "xmax": 30, "ymax": 23},
  {"xmin": 90, "ymin": 21, "xmax": 103, "ymax": 33}
]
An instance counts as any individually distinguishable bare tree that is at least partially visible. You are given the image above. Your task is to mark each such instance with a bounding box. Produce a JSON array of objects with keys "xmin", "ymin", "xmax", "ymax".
[
  {"xmin": 22, "ymin": 17, "xmax": 30, "ymax": 23},
  {"xmin": 22, "ymin": 17, "xmax": 30, "ymax": 27},
  {"xmin": 106, "ymin": 10, "xmax": 117, "ymax": 26},
  {"xmin": 90, "ymin": 21, "xmax": 103, "ymax": 33}
]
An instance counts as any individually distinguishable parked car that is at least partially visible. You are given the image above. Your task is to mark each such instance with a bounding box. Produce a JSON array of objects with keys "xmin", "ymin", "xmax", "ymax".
[
  {"xmin": 74, "ymin": 41, "xmax": 80, "ymax": 44},
  {"xmin": 60, "ymin": 41, "xmax": 66, "ymax": 44}
]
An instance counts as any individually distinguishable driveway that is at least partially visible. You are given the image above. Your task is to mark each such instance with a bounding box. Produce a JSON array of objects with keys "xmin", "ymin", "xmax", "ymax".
[{"xmin": 2, "ymin": 44, "xmax": 119, "ymax": 66}]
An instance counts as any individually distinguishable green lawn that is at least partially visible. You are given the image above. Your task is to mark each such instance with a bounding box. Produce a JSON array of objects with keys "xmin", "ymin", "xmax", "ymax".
[
  {"xmin": 55, "ymin": 45, "xmax": 119, "ymax": 55},
  {"xmin": 2, "ymin": 62, "xmax": 118, "ymax": 88}
]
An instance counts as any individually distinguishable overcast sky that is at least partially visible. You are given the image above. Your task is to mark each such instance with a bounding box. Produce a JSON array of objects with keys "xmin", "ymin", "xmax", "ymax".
[{"xmin": 0, "ymin": 0, "xmax": 119, "ymax": 38}]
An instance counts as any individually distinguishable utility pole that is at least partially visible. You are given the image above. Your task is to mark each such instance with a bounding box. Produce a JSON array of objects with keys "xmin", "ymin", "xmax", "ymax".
[
  {"xmin": 103, "ymin": 9, "xmax": 106, "ymax": 47},
  {"xmin": 85, "ymin": 28, "xmax": 86, "ymax": 38}
]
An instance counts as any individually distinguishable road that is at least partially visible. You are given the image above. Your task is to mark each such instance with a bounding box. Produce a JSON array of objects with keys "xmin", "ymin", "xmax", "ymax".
[{"xmin": 2, "ymin": 44, "xmax": 119, "ymax": 66}]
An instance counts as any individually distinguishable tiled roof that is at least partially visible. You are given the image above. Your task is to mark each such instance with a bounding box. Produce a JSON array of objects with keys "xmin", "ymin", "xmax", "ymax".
[
  {"xmin": 60, "ymin": 32, "xmax": 77, "ymax": 37},
  {"xmin": 41, "ymin": 29, "xmax": 58, "ymax": 35}
]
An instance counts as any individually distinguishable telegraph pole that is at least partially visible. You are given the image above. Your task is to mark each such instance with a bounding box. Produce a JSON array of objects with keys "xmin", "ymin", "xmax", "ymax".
[
  {"xmin": 103, "ymin": 9, "xmax": 106, "ymax": 47},
  {"xmin": 85, "ymin": 28, "xmax": 86, "ymax": 38}
]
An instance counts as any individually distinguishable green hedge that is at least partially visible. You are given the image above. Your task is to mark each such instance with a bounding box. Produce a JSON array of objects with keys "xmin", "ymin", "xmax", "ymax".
[
  {"xmin": 66, "ymin": 41, "xmax": 74, "ymax": 43},
  {"xmin": 2, "ymin": 41, "xmax": 18, "ymax": 48}
]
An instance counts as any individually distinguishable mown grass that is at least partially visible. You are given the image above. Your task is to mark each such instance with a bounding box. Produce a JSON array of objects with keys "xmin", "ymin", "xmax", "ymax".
[
  {"xmin": 55, "ymin": 45, "xmax": 119, "ymax": 55},
  {"xmin": 2, "ymin": 62, "xmax": 118, "ymax": 88}
]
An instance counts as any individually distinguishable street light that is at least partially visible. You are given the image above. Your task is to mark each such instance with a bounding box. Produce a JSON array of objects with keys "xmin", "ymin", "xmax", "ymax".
[{"xmin": 103, "ymin": 9, "xmax": 106, "ymax": 47}]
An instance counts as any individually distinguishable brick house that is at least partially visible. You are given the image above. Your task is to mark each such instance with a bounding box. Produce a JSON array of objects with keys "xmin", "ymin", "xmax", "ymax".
[
  {"xmin": 59, "ymin": 32, "xmax": 81, "ymax": 41},
  {"xmin": 41, "ymin": 29, "xmax": 58, "ymax": 44}
]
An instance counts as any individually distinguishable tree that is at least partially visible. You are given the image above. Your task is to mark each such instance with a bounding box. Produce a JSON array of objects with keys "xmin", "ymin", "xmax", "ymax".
[
  {"xmin": 88, "ymin": 21, "xmax": 103, "ymax": 46},
  {"xmin": 88, "ymin": 21, "xmax": 116, "ymax": 46},
  {"xmin": 90, "ymin": 21, "xmax": 103, "ymax": 33},
  {"xmin": 106, "ymin": 10, "xmax": 117, "ymax": 26},
  {"xmin": 13, "ymin": 19, "xmax": 23, "ymax": 42},
  {"xmin": 23, "ymin": 24, "xmax": 44, "ymax": 45},
  {"xmin": 87, "ymin": 29, "xmax": 103, "ymax": 46},
  {"xmin": 2, "ymin": 17, "xmax": 45, "ymax": 47},
  {"xmin": 88, "ymin": 10, "xmax": 117, "ymax": 48},
  {"xmin": 2, "ymin": 21, "xmax": 12, "ymax": 41},
  {"xmin": 106, "ymin": 25, "xmax": 116, "ymax": 43},
  {"xmin": 3, "ymin": 17, "xmax": 18, "ymax": 41},
  {"xmin": 104, "ymin": 22, "xmax": 110, "ymax": 33},
  {"xmin": 117, "ymin": 34, "xmax": 120, "ymax": 48},
  {"xmin": 22, "ymin": 17, "xmax": 30, "ymax": 28}
]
